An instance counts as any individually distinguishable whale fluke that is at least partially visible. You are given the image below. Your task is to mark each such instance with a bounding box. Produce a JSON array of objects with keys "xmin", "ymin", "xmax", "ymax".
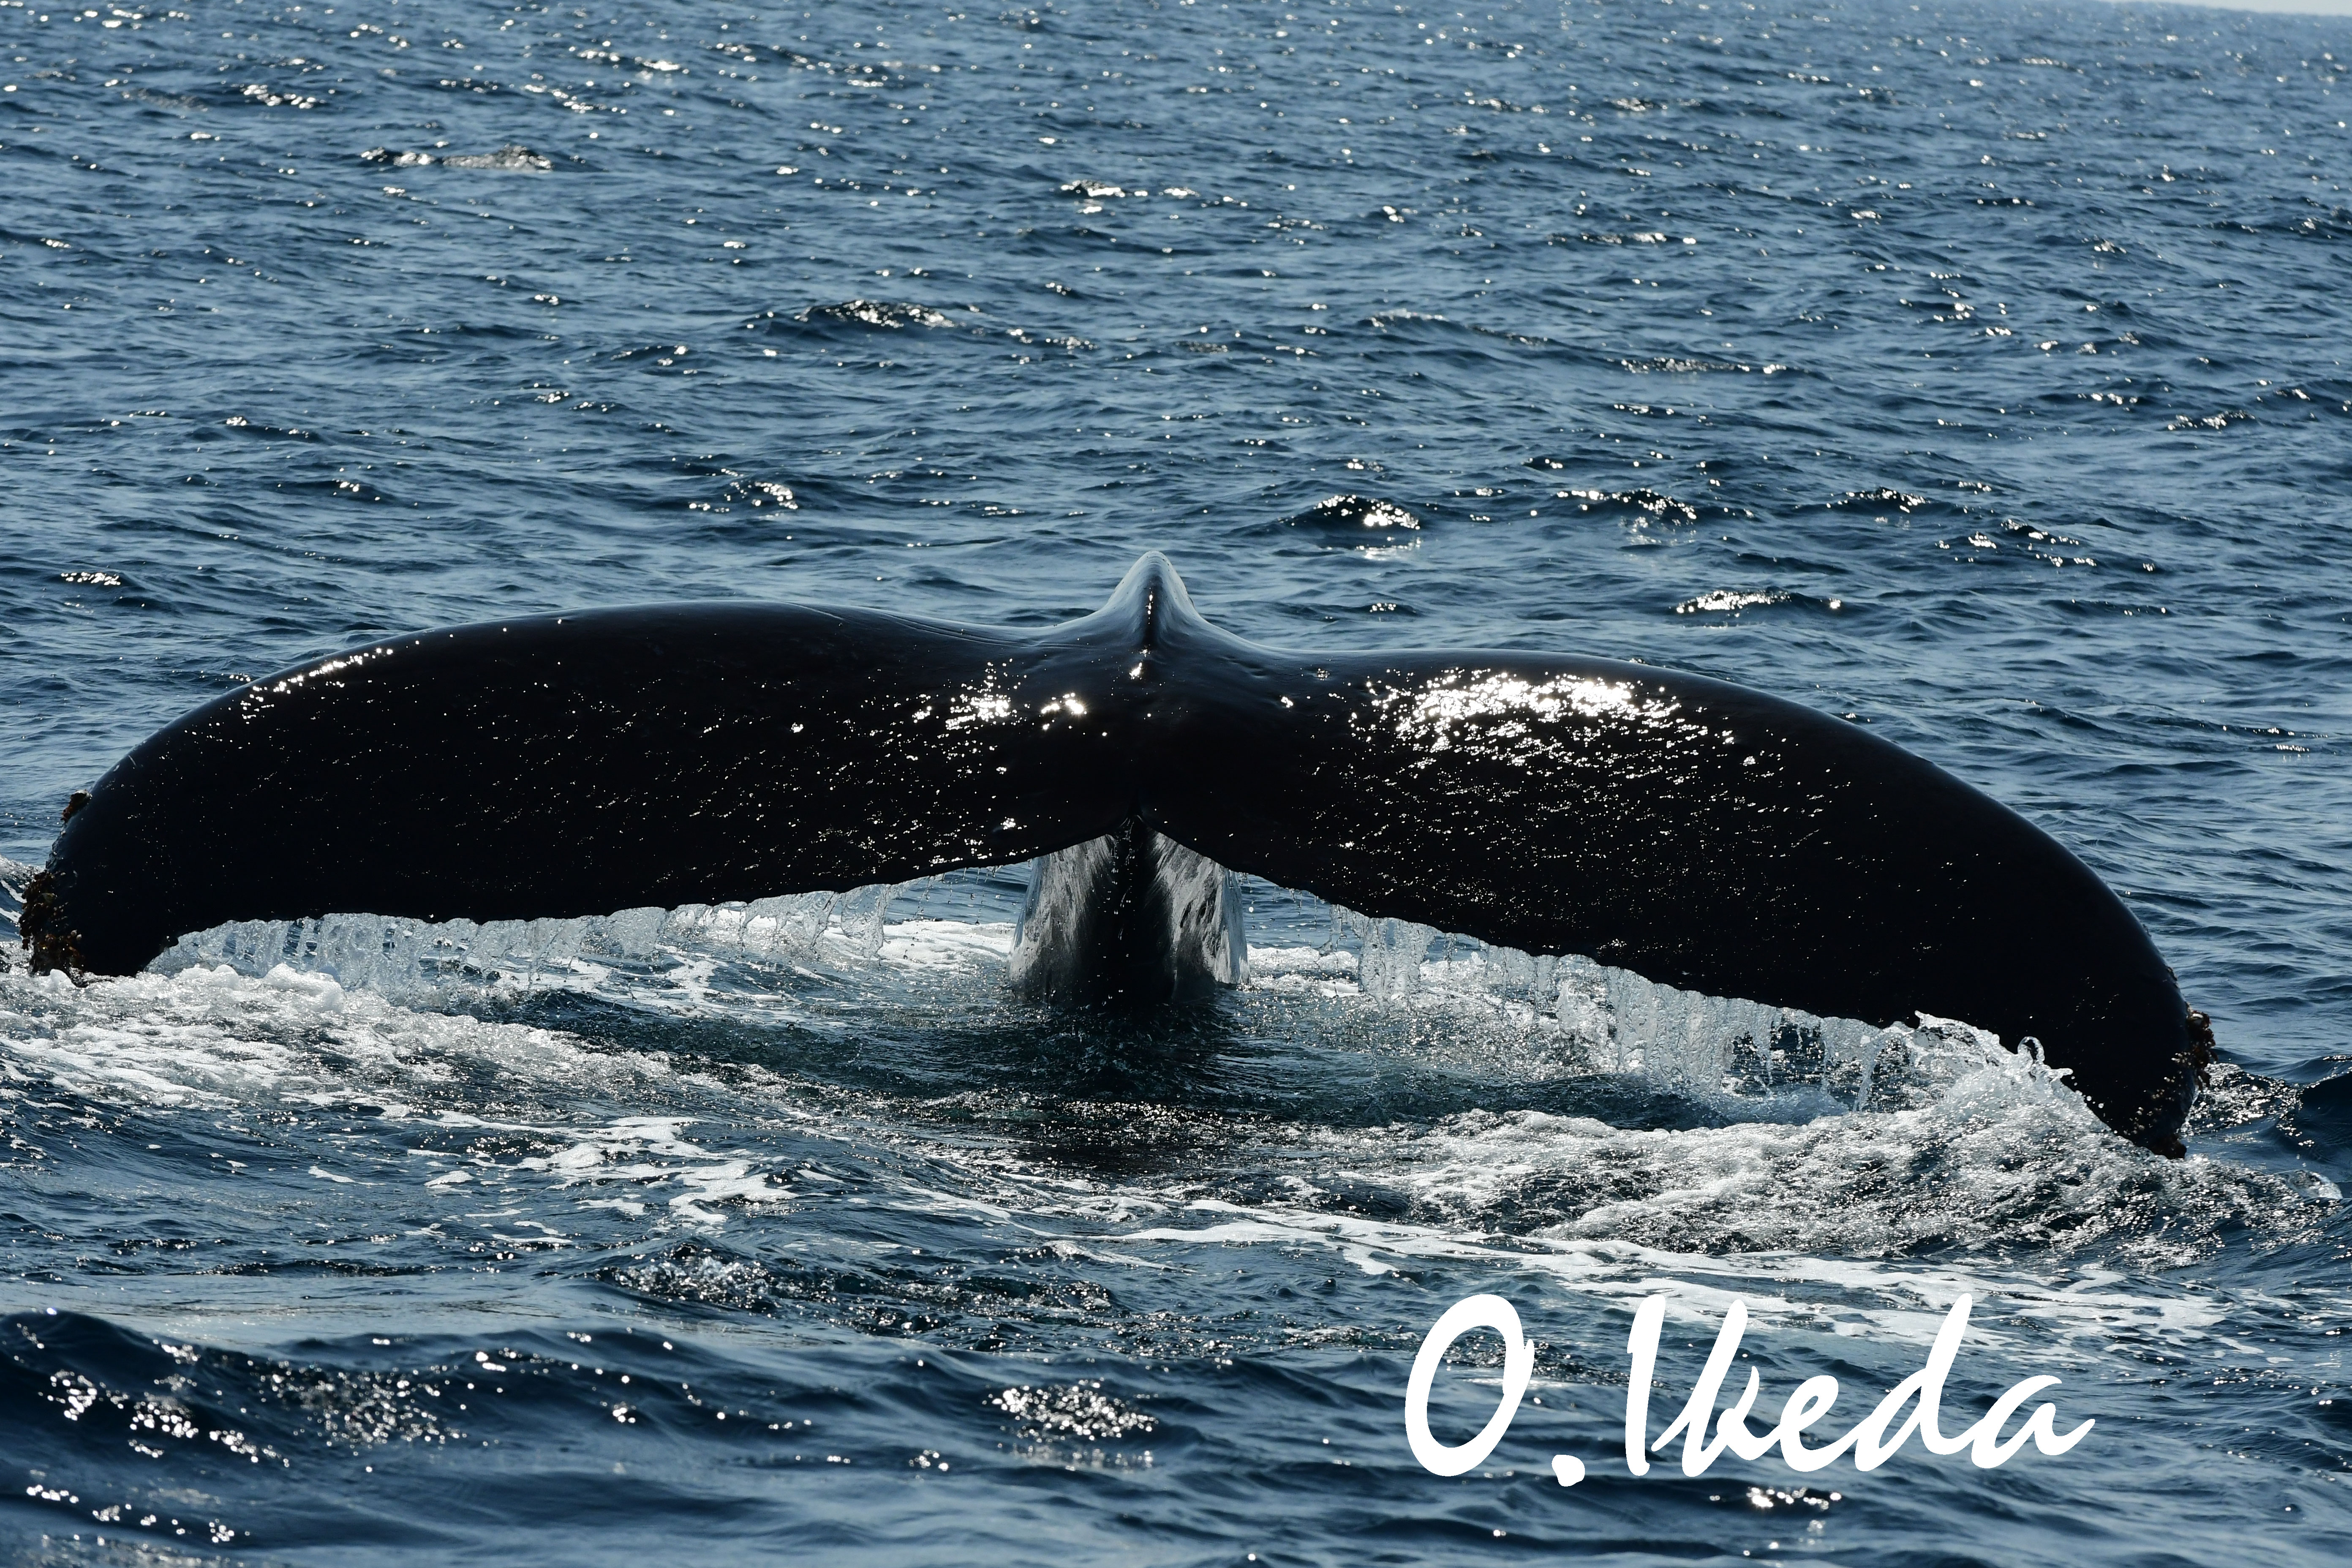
[
  {"xmin": 21, "ymin": 552, "xmax": 2200, "ymax": 1149},
  {"xmin": 1011, "ymin": 816, "xmax": 1247, "ymax": 1006}
]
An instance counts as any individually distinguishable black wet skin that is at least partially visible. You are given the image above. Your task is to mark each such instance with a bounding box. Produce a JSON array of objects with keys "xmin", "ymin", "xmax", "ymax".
[{"xmin": 27, "ymin": 553, "xmax": 2197, "ymax": 1149}]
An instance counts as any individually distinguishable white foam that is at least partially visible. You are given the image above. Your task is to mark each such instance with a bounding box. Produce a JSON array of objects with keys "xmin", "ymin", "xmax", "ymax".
[
  {"xmin": 142, "ymin": 884, "xmax": 1018, "ymax": 1019},
  {"xmin": 1242, "ymin": 926, "xmax": 1991, "ymax": 1121},
  {"xmin": 137, "ymin": 880, "xmax": 2051, "ymax": 1136},
  {"xmin": 0, "ymin": 961, "xmax": 679, "ymax": 1112},
  {"xmin": 510, "ymin": 1116, "xmax": 791, "ymax": 1226},
  {"xmin": 6, "ymin": 883, "xmax": 2330, "ymax": 1349},
  {"xmin": 881, "ymin": 918, "xmax": 1016, "ymax": 970}
]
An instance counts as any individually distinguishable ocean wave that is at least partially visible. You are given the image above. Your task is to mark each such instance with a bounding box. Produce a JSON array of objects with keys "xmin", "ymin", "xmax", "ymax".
[
  {"xmin": 1276, "ymin": 493, "xmax": 1423, "ymax": 536},
  {"xmin": 360, "ymin": 144, "xmax": 554, "ymax": 172},
  {"xmin": 795, "ymin": 299, "xmax": 960, "ymax": 330}
]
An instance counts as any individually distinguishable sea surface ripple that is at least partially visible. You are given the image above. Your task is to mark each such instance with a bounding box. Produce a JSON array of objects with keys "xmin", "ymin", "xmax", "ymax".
[{"xmin": 2, "ymin": 0, "xmax": 2349, "ymax": 1562}]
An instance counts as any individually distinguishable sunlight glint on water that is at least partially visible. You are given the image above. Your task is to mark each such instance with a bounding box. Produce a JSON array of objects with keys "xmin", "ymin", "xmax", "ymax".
[{"xmin": 3, "ymin": 0, "xmax": 2349, "ymax": 1560}]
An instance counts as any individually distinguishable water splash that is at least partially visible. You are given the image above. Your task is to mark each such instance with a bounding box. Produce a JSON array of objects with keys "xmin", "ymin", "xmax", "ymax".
[{"xmin": 150, "ymin": 885, "xmax": 914, "ymax": 1005}]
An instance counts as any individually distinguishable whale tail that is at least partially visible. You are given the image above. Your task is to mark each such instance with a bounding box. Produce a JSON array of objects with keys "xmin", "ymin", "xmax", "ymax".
[
  {"xmin": 25, "ymin": 550, "xmax": 2198, "ymax": 1147},
  {"xmin": 1011, "ymin": 815, "xmax": 1247, "ymax": 1007}
]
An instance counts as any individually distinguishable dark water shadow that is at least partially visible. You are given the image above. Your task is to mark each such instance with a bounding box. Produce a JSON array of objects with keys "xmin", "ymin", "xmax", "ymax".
[{"xmin": 489, "ymin": 978, "xmax": 1753, "ymax": 1188}]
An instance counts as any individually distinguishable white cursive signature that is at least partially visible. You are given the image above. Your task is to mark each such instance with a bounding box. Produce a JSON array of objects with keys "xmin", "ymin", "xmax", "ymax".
[{"xmin": 1406, "ymin": 1293, "xmax": 2092, "ymax": 1483}]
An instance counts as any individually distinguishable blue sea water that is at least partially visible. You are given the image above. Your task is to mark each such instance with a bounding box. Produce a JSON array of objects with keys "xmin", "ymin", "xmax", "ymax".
[{"xmin": 3, "ymin": 0, "xmax": 2351, "ymax": 1560}]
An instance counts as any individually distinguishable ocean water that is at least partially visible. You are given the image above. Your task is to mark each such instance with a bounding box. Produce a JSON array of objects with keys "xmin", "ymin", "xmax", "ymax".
[{"xmin": 3, "ymin": 0, "xmax": 2350, "ymax": 1561}]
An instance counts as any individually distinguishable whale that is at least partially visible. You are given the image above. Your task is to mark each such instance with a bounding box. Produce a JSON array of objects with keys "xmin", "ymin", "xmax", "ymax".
[{"xmin": 17, "ymin": 552, "xmax": 2205, "ymax": 1150}]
